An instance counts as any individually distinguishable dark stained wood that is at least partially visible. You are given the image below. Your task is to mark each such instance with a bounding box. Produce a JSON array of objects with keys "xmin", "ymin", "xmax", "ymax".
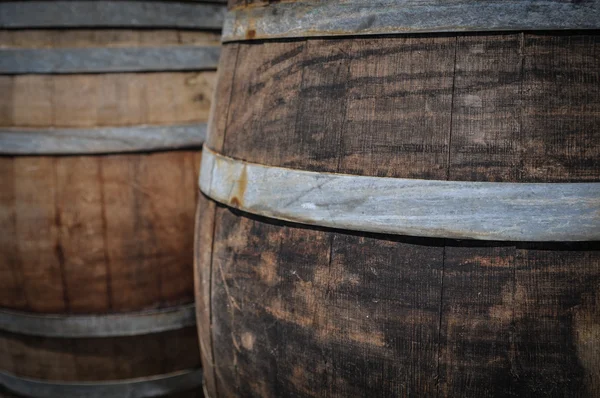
[{"xmin": 199, "ymin": 30, "xmax": 600, "ymax": 397}]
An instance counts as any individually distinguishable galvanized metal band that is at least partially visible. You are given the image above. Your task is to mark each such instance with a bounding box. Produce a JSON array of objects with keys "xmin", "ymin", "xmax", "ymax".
[
  {"xmin": 0, "ymin": 369, "xmax": 202, "ymax": 398},
  {"xmin": 0, "ymin": 124, "xmax": 207, "ymax": 155},
  {"xmin": 0, "ymin": 304, "xmax": 196, "ymax": 338},
  {"xmin": 0, "ymin": 46, "xmax": 221, "ymax": 74},
  {"xmin": 222, "ymin": 0, "xmax": 600, "ymax": 42},
  {"xmin": 0, "ymin": 1, "xmax": 225, "ymax": 29},
  {"xmin": 199, "ymin": 147, "xmax": 600, "ymax": 242}
]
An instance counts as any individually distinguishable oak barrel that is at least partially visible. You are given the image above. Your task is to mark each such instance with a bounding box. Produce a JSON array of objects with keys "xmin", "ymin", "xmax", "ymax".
[
  {"xmin": 196, "ymin": 0, "xmax": 600, "ymax": 396},
  {"xmin": 0, "ymin": 1, "xmax": 226, "ymax": 397}
]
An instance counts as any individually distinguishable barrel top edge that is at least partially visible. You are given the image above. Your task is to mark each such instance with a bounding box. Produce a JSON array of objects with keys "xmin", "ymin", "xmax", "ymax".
[{"xmin": 222, "ymin": 0, "xmax": 600, "ymax": 42}]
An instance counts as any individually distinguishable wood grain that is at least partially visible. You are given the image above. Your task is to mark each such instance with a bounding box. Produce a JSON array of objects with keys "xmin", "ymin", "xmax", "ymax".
[
  {"xmin": 0, "ymin": 151, "xmax": 201, "ymax": 314},
  {"xmin": 0, "ymin": 72, "xmax": 216, "ymax": 128},
  {"xmin": 0, "ymin": 29, "xmax": 220, "ymax": 49},
  {"xmin": 198, "ymin": 30, "xmax": 600, "ymax": 397},
  {"xmin": 1, "ymin": 23, "xmax": 218, "ymax": 396}
]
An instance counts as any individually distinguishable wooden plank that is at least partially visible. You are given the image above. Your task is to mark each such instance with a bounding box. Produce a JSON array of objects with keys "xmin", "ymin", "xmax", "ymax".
[
  {"xmin": 54, "ymin": 156, "xmax": 110, "ymax": 313},
  {"xmin": 449, "ymin": 33, "xmax": 523, "ymax": 182},
  {"xmin": 206, "ymin": 43, "xmax": 239, "ymax": 153},
  {"xmin": 222, "ymin": 40, "xmax": 307, "ymax": 166},
  {"xmin": 11, "ymin": 157, "xmax": 66, "ymax": 313},
  {"xmin": 520, "ymin": 33, "xmax": 600, "ymax": 182},
  {"xmin": 0, "ymin": 29, "xmax": 220, "ymax": 49},
  {"xmin": 340, "ymin": 35, "xmax": 454, "ymax": 178},
  {"xmin": 194, "ymin": 194, "xmax": 218, "ymax": 398},
  {"xmin": 438, "ymin": 243, "xmax": 516, "ymax": 397},
  {"xmin": 0, "ymin": 72, "xmax": 216, "ymax": 128},
  {"xmin": 510, "ymin": 243, "xmax": 600, "ymax": 397},
  {"xmin": 98, "ymin": 151, "xmax": 200, "ymax": 313},
  {"xmin": 0, "ymin": 158, "xmax": 27, "ymax": 309}
]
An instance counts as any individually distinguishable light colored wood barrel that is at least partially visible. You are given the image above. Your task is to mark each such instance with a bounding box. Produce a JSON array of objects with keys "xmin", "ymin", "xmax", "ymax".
[
  {"xmin": 0, "ymin": 2, "xmax": 224, "ymax": 396},
  {"xmin": 197, "ymin": 1, "xmax": 600, "ymax": 397}
]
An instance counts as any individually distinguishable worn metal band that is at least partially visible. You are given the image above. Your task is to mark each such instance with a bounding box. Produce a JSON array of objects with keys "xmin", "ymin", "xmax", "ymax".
[
  {"xmin": 0, "ymin": 304, "xmax": 196, "ymax": 338},
  {"xmin": 0, "ymin": 124, "xmax": 207, "ymax": 155},
  {"xmin": 0, "ymin": 46, "xmax": 221, "ymax": 74},
  {"xmin": 199, "ymin": 147, "xmax": 600, "ymax": 242},
  {"xmin": 0, "ymin": 369, "xmax": 202, "ymax": 398},
  {"xmin": 222, "ymin": 0, "xmax": 600, "ymax": 42},
  {"xmin": 0, "ymin": 1, "xmax": 225, "ymax": 29}
]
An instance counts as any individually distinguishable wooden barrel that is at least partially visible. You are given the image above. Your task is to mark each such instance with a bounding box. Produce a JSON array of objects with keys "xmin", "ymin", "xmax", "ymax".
[
  {"xmin": 196, "ymin": 1, "xmax": 600, "ymax": 397},
  {"xmin": 0, "ymin": 1, "xmax": 225, "ymax": 397}
]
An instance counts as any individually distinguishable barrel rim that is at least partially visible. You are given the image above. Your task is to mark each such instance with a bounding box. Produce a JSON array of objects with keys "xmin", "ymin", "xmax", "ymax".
[
  {"xmin": 0, "ymin": 369, "xmax": 203, "ymax": 398},
  {"xmin": 0, "ymin": 1, "xmax": 226, "ymax": 29},
  {"xmin": 222, "ymin": 0, "xmax": 600, "ymax": 42},
  {"xmin": 0, "ymin": 303, "xmax": 197, "ymax": 337},
  {"xmin": 0, "ymin": 46, "xmax": 221, "ymax": 74}
]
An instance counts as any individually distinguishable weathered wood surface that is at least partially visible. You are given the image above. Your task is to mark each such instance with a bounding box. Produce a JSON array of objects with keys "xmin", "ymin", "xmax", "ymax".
[
  {"xmin": 0, "ymin": 304, "xmax": 196, "ymax": 338},
  {"xmin": 0, "ymin": 151, "xmax": 202, "ymax": 314},
  {"xmin": 0, "ymin": 73, "xmax": 216, "ymax": 129},
  {"xmin": 198, "ymin": 31, "xmax": 600, "ymax": 397},
  {"xmin": 223, "ymin": 0, "xmax": 600, "ymax": 42},
  {"xmin": 0, "ymin": 29, "xmax": 221, "ymax": 49},
  {"xmin": 200, "ymin": 147, "xmax": 600, "ymax": 241},
  {"xmin": 0, "ymin": 369, "xmax": 203, "ymax": 398},
  {"xmin": 0, "ymin": 23, "xmax": 217, "ymax": 396},
  {"xmin": 0, "ymin": 124, "xmax": 207, "ymax": 155},
  {"xmin": 0, "ymin": 1, "xmax": 226, "ymax": 29}
]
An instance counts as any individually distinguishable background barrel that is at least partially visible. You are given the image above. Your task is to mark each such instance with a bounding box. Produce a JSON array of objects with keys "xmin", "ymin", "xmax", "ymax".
[
  {"xmin": 0, "ymin": 1, "xmax": 226, "ymax": 396},
  {"xmin": 197, "ymin": 1, "xmax": 600, "ymax": 397}
]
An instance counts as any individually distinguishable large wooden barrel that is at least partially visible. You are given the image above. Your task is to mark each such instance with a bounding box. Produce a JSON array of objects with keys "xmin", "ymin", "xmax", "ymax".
[
  {"xmin": 0, "ymin": 1, "xmax": 226, "ymax": 396},
  {"xmin": 196, "ymin": 1, "xmax": 600, "ymax": 397}
]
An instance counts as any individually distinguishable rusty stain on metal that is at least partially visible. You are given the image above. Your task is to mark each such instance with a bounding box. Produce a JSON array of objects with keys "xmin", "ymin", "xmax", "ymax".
[{"xmin": 230, "ymin": 165, "xmax": 248, "ymax": 208}]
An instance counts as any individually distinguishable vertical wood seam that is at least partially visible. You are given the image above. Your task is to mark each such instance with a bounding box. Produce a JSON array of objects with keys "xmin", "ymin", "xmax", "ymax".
[
  {"xmin": 446, "ymin": 36, "xmax": 459, "ymax": 181},
  {"xmin": 291, "ymin": 40, "xmax": 308, "ymax": 162},
  {"xmin": 211, "ymin": 46, "xmax": 237, "ymax": 395},
  {"xmin": 53, "ymin": 158, "xmax": 70, "ymax": 313},
  {"xmin": 98, "ymin": 158, "xmax": 113, "ymax": 310},
  {"xmin": 435, "ymin": 243, "xmax": 447, "ymax": 398},
  {"xmin": 509, "ymin": 243, "xmax": 519, "ymax": 393},
  {"xmin": 221, "ymin": 43, "xmax": 241, "ymax": 155},
  {"xmin": 208, "ymin": 201, "xmax": 219, "ymax": 397},
  {"xmin": 335, "ymin": 44, "xmax": 352, "ymax": 174},
  {"xmin": 437, "ymin": 36, "xmax": 456, "ymax": 395},
  {"xmin": 11, "ymin": 163, "xmax": 30, "ymax": 309},
  {"xmin": 517, "ymin": 32, "xmax": 526, "ymax": 181},
  {"xmin": 325, "ymin": 233, "xmax": 336, "ymax": 398},
  {"xmin": 210, "ymin": 42, "xmax": 241, "ymax": 396}
]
